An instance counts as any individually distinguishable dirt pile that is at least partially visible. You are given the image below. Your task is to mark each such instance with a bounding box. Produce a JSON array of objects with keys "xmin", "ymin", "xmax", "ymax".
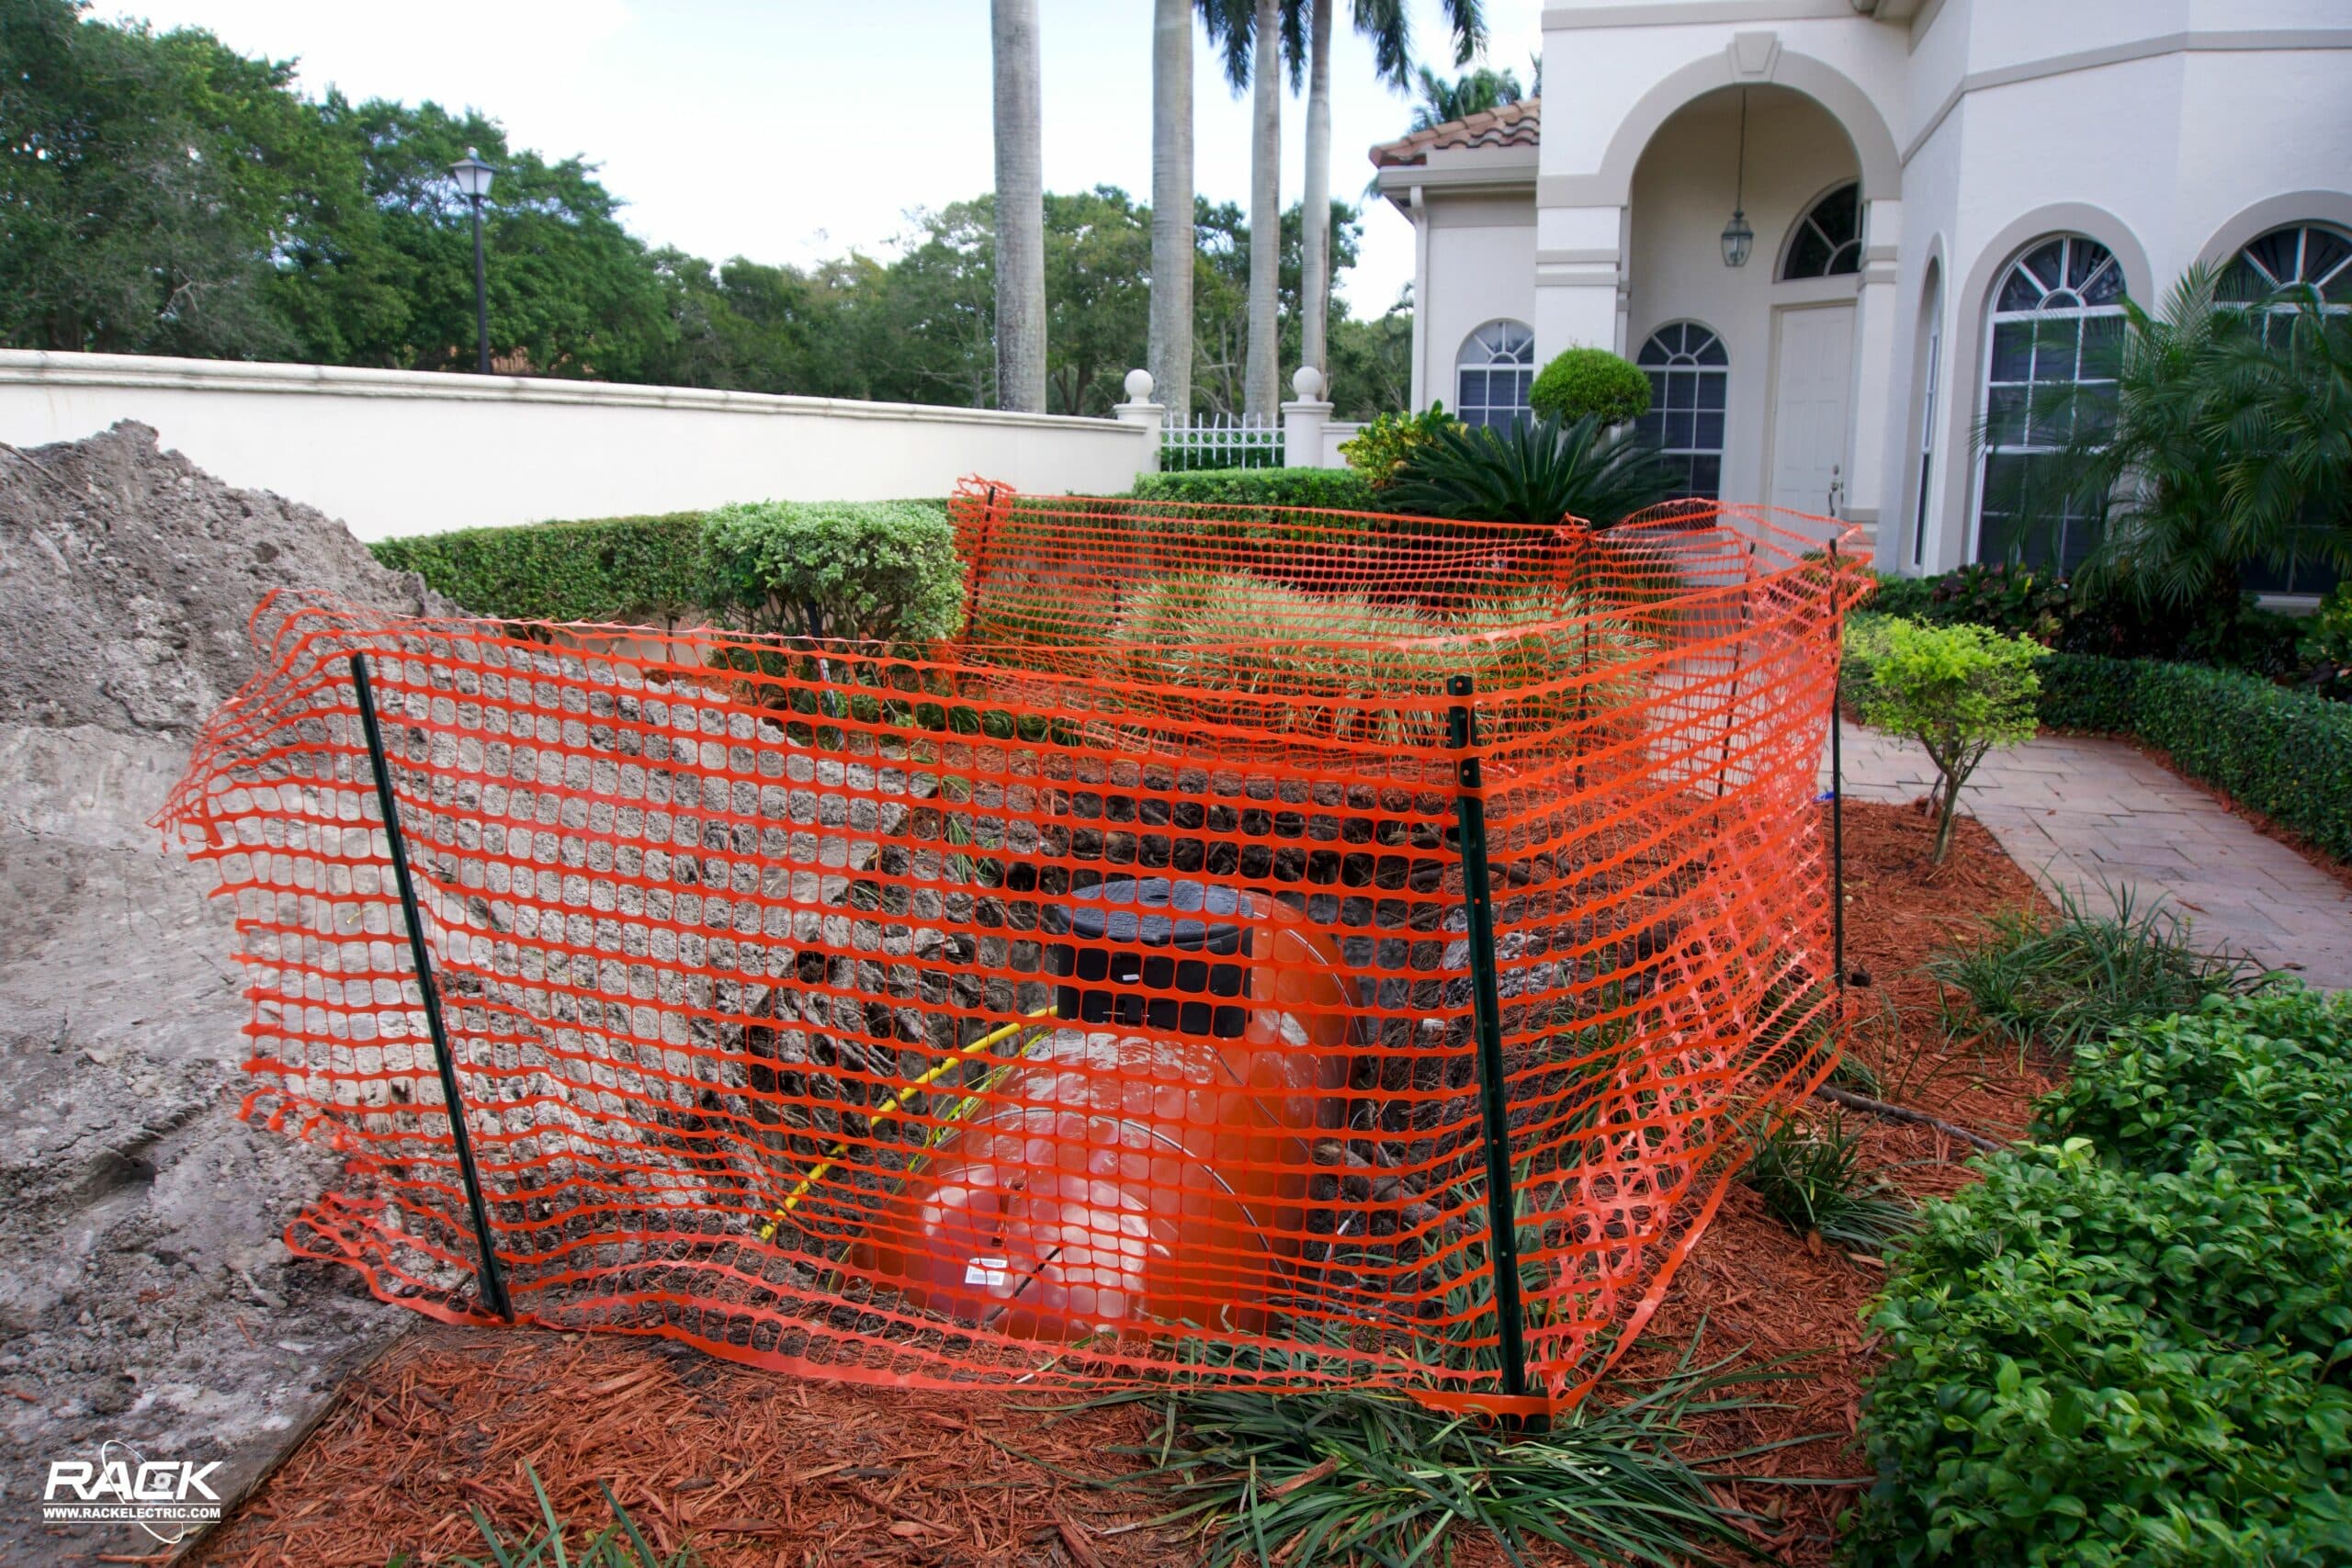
[{"xmin": 0, "ymin": 423, "xmax": 451, "ymax": 1562}]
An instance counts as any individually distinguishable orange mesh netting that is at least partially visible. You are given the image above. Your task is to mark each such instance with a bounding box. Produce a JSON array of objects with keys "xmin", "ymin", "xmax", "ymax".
[{"xmin": 161, "ymin": 480, "xmax": 1868, "ymax": 1412}]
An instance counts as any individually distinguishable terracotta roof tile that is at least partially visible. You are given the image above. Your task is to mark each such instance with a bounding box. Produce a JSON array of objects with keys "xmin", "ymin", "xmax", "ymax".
[{"xmin": 1369, "ymin": 96, "xmax": 1540, "ymax": 169}]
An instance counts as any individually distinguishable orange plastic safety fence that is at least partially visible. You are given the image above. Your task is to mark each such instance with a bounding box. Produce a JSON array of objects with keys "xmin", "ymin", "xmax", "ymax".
[{"xmin": 162, "ymin": 480, "xmax": 1869, "ymax": 1411}]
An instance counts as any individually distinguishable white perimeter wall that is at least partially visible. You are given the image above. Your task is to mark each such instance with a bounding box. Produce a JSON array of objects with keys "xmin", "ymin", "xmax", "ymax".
[{"xmin": 0, "ymin": 351, "xmax": 1152, "ymax": 542}]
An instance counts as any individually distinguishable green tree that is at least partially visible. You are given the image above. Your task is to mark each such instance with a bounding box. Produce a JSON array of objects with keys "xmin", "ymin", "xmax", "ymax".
[{"xmin": 1848, "ymin": 617, "xmax": 2047, "ymax": 865}]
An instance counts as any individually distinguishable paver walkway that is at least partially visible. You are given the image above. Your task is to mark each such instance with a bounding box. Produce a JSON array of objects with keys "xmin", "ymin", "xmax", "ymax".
[{"xmin": 1830, "ymin": 722, "xmax": 2352, "ymax": 989}]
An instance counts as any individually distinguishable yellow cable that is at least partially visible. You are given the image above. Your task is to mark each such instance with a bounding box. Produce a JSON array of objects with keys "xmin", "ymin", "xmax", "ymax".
[{"xmin": 756, "ymin": 1005, "xmax": 1057, "ymax": 1242}]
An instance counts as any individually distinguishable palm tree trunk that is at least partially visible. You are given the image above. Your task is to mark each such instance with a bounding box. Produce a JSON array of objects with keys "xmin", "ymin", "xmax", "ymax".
[
  {"xmin": 1243, "ymin": 0, "xmax": 1282, "ymax": 418},
  {"xmin": 1299, "ymin": 0, "xmax": 1332, "ymax": 383},
  {"xmin": 990, "ymin": 0, "xmax": 1047, "ymax": 412},
  {"xmin": 1148, "ymin": 0, "xmax": 1194, "ymax": 422}
]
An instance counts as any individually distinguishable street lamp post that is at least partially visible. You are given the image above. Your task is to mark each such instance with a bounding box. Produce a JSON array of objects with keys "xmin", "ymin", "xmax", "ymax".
[{"xmin": 450, "ymin": 148, "xmax": 497, "ymax": 374}]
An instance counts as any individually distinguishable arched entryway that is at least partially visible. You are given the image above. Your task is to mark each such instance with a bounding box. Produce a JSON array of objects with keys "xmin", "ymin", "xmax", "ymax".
[{"xmin": 1624, "ymin": 85, "xmax": 1868, "ymax": 517}]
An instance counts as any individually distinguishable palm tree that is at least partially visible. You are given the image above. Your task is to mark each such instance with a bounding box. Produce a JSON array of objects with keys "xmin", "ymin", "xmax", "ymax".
[
  {"xmin": 1409, "ymin": 62, "xmax": 1521, "ymax": 130},
  {"xmin": 991, "ymin": 0, "xmax": 1046, "ymax": 412},
  {"xmin": 1302, "ymin": 4, "xmax": 1487, "ymax": 390},
  {"xmin": 1243, "ymin": 0, "xmax": 1286, "ymax": 417},
  {"xmin": 1148, "ymin": 0, "xmax": 1194, "ymax": 422}
]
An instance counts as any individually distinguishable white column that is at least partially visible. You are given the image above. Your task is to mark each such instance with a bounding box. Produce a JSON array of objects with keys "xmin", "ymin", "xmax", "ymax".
[
  {"xmin": 1845, "ymin": 198, "xmax": 1904, "ymax": 543},
  {"xmin": 1533, "ymin": 203, "xmax": 1628, "ymax": 362},
  {"xmin": 1115, "ymin": 368, "xmax": 1165, "ymax": 475},
  {"xmin": 1282, "ymin": 367, "xmax": 1335, "ymax": 468}
]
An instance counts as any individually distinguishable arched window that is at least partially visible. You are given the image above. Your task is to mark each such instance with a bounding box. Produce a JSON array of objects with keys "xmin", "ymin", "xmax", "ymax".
[
  {"xmin": 1781, "ymin": 183, "xmax": 1862, "ymax": 281},
  {"xmin": 1455, "ymin": 320, "xmax": 1534, "ymax": 430},
  {"xmin": 1634, "ymin": 322, "xmax": 1728, "ymax": 499},
  {"xmin": 2221, "ymin": 222, "xmax": 2352, "ymax": 309},
  {"xmin": 1975, "ymin": 234, "xmax": 2126, "ymax": 570}
]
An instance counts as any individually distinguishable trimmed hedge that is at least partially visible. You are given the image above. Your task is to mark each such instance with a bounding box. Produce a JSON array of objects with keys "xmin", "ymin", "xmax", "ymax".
[
  {"xmin": 370, "ymin": 512, "xmax": 706, "ymax": 624},
  {"xmin": 2039, "ymin": 651, "xmax": 2352, "ymax": 863},
  {"xmin": 1851, "ymin": 990, "xmax": 2352, "ymax": 1566},
  {"xmin": 1528, "ymin": 346, "xmax": 1651, "ymax": 426},
  {"xmin": 1128, "ymin": 467, "xmax": 1380, "ymax": 513}
]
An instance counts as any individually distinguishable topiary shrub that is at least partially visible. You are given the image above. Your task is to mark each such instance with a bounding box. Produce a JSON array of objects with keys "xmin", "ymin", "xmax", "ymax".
[
  {"xmin": 369, "ymin": 513, "xmax": 707, "ymax": 625},
  {"xmin": 1528, "ymin": 347, "xmax": 1652, "ymax": 426},
  {"xmin": 698, "ymin": 499, "xmax": 962, "ymax": 644}
]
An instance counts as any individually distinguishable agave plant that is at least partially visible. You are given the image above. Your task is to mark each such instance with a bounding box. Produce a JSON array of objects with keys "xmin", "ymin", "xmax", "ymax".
[{"xmin": 1382, "ymin": 412, "xmax": 1683, "ymax": 528}]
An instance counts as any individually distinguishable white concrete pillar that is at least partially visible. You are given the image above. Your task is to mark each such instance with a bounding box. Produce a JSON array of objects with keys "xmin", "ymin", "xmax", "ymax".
[
  {"xmin": 1534, "ymin": 203, "xmax": 1628, "ymax": 362},
  {"xmin": 1282, "ymin": 367, "xmax": 1335, "ymax": 468},
  {"xmin": 1115, "ymin": 368, "xmax": 1165, "ymax": 475},
  {"xmin": 1844, "ymin": 199, "xmax": 1904, "ymax": 544}
]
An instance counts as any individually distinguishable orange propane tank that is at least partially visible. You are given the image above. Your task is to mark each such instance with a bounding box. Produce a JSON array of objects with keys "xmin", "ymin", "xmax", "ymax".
[{"xmin": 848, "ymin": 876, "xmax": 1359, "ymax": 1343}]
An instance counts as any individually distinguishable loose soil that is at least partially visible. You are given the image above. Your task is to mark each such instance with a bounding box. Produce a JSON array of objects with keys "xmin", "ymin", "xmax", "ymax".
[
  {"xmin": 0, "ymin": 426, "xmax": 450, "ymax": 1565},
  {"xmin": 187, "ymin": 798, "xmax": 2052, "ymax": 1568}
]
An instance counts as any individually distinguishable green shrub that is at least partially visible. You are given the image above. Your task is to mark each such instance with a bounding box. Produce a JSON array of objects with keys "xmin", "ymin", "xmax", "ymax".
[
  {"xmin": 1382, "ymin": 412, "xmax": 1679, "ymax": 527},
  {"xmin": 1863, "ymin": 572, "xmax": 1940, "ymax": 621},
  {"xmin": 1128, "ymin": 466, "xmax": 1380, "ymax": 513},
  {"xmin": 2037, "ymin": 987, "xmax": 2352, "ymax": 1201},
  {"xmin": 698, "ymin": 499, "xmax": 961, "ymax": 644},
  {"xmin": 1926, "ymin": 886, "xmax": 2265, "ymax": 1056},
  {"xmin": 1528, "ymin": 346, "xmax": 1652, "ymax": 426},
  {"xmin": 1848, "ymin": 618, "xmax": 2047, "ymax": 863},
  {"xmin": 2038, "ymin": 651, "xmax": 2352, "ymax": 862},
  {"xmin": 369, "ymin": 513, "xmax": 707, "ymax": 625},
  {"xmin": 1851, "ymin": 991, "xmax": 2352, "ymax": 1567},
  {"xmin": 1337, "ymin": 404, "xmax": 1464, "ymax": 489}
]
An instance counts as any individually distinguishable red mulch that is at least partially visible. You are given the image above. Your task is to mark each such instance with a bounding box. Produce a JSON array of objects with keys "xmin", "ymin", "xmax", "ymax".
[{"xmin": 188, "ymin": 800, "xmax": 2051, "ymax": 1568}]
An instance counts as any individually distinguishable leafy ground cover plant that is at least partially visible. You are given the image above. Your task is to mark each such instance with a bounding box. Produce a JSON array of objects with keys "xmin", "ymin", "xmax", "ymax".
[
  {"xmin": 1849, "ymin": 988, "xmax": 2352, "ymax": 1567},
  {"xmin": 1926, "ymin": 884, "xmax": 2267, "ymax": 1056},
  {"xmin": 1738, "ymin": 1110, "xmax": 1916, "ymax": 1251},
  {"xmin": 1338, "ymin": 403, "xmax": 1464, "ymax": 489},
  {"xmin": 1381, "ymin": 412, "xmax": 1680, "ymax": 527},
  {"xmin": 1845, "ymin": 616, "xmax": 2046, "ymax": 864}
]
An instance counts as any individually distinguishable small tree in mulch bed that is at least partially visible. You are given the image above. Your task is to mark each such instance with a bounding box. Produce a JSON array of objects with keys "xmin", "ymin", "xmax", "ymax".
[{"xmin": 1847, "ymin": 617, "xmax": 2047, "ymax": 865}]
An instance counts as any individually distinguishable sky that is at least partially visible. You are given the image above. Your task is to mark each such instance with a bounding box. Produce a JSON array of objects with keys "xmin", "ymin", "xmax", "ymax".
[{"xmin": 108, "ymin": 0, "xmax": 1548, "ymax": 317}]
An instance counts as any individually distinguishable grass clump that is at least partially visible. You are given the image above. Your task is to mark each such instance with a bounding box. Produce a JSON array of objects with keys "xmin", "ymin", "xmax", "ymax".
[
  {"xmin": 1112, "ymin": 1339, "xmax": 1783, "ymax": 1567},
  {"xmin": 400, "ymin": 1463, "xmax": 695, "ymax": 1567},
  {"xmin": 1927, "ymin": 886, "xmax": 2266, "ymax": 1056},
  {"xmin": 1738, "ymin": 1111, "xmax": 1917, "ymax": 1252}
]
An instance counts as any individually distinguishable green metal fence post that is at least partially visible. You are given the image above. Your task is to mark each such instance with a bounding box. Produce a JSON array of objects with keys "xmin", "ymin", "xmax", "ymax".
[
  {"xmin": 1445, "ymin": 673, "xmax": 1532, "ymax": 1409},
  {"xmin": 350, "ymin": 652, "xmax": 515, "ymax": 1323}
]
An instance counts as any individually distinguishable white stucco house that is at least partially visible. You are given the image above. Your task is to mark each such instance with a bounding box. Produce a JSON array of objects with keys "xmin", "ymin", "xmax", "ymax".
[{"xmin": 1371, "ymin": 0, "xmax": 2352, "ymax": 582}]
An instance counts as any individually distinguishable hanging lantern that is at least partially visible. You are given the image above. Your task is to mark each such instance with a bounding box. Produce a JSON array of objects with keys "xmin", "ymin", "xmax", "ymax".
[{"xmin": 1722, "ymin": 90, "xmax": 1752, "ymax": 268}]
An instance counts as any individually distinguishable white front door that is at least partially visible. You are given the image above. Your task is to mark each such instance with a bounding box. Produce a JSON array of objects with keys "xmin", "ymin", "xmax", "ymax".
[{"xmin": 1769, "ymin": 304, "xmax": 1856, "ymax": 517}]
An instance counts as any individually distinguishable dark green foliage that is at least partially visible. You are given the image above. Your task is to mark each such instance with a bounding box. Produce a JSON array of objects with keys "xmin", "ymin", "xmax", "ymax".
[
  {"xmin": 699, "ymin": 500, "xmax": 961, "ymax": 643},
  {"xmin": 2037, "ymin": 651, "xmax": 2352, "ymax": 862},
  {"xmin": 1926, "ymin": 886, "xmax": 2265, "ymax": 1056},
  {"xmin": 1739, "ymin": 1111, "xmax": 1916, "ymax": 1250},
  {"xmin": 1850, "ymin": 990, "xmax": 2352, "ymax": 1567},
  {"xmin": 1861, "ymin": 572, "xmax": 1939, "ymax": 621},
  {"xmin": 1112, "ymin": 1340, "xmax": 1781, "ymax": 1567},
  {"xmin": 369, "ymin": 513, "xmax": 706, "ymax": 625},
  {"xmin": 1383, "ymin": 413, "xmax": 1680, "ymax": 527},
  {"xmin": 1529, "ymin": 347, "xmax": 1653, "ymax": 427},
  {"xmin": 1128, "ymin": 467, "xmax": 1381, "ymax": 513}
]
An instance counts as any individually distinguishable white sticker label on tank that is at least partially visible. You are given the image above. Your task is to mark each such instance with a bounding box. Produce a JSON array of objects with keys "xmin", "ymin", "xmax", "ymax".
[{"xmin": 964, "ymin": 1257, "xmax": 1012, "ymax": 1289}]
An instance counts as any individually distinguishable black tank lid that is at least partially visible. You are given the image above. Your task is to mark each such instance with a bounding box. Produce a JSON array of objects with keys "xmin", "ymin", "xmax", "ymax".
[{"xmin": 1043, "ymin": 875, "xmax": 1254, "ymax": 953}]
